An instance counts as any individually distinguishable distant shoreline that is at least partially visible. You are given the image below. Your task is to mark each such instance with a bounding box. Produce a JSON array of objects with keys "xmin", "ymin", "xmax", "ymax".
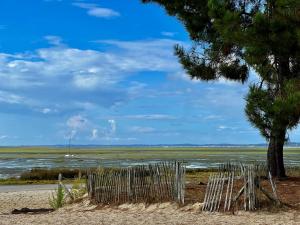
[{"xmin": 1, "ymin": 143, "xmax": 300, "ymax": 148}]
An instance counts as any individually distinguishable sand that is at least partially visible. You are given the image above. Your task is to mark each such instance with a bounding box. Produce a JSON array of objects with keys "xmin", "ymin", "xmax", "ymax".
[{"xmin": 0, "ymin": 190, "xmax": 299, "ymax": 225}]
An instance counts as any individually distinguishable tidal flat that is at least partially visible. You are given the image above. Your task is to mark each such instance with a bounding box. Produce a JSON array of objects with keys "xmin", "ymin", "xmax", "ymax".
[{"xmin": 1, "ymin": 146, "xmax": 300, "ymax": 179}]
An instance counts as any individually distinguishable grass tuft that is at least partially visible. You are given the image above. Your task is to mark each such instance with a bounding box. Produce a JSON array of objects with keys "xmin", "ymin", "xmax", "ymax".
[{"xmin": 49, "ymin": 184, "xmax": 65, "ymax": 209}]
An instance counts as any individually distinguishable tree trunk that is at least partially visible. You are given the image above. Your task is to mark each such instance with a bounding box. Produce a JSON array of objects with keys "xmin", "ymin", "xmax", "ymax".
[{"xmin": 267, "ymin": 130, "xmax": 287, "ymax": 178}]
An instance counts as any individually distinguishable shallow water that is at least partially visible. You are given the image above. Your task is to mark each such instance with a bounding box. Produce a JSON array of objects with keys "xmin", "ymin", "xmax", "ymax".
[{"xmin": 1, "ymin": 153, "xmax": 299, "ymax": 179}]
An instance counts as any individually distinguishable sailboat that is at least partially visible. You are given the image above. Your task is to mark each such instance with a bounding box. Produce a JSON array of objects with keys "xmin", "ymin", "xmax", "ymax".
[{"xmin": 65, "ymin": 134, "xmax": 75, "ymax": 158}]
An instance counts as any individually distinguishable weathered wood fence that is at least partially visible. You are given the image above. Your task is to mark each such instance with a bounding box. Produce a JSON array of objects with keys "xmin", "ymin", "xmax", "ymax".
[
  {"xmin": 202, "ymin": 162, "xmax": 280, "ymax": 212},
  {"xmin": 87, "ymin": 162, "xmax": 185, "ymax": 205}
]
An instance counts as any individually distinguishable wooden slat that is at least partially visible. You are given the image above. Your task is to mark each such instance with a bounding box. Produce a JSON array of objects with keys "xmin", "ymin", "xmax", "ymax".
[
  {"xmin": 203, "ymin": 175, "xmax": 212, "ymax": 211},
  {"xmin": 86, "ymin": 162, "xmax": 186, "ymax": 205}
]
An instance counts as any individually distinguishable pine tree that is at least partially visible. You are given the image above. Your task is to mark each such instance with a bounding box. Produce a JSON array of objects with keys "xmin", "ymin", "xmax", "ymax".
[{"xmin": 142, "ymin": 0, "xmax": 300, "ymax": 178}]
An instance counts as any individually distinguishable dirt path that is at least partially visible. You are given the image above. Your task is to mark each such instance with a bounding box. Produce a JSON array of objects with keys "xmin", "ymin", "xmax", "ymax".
[
  {"xmin": 0, "ymin": 190, "xmax": 52, "ymax": 214},
  {"xmin": 0, "ymin": 190, "xmax": 299, "ymax": 225},
  {"xmin": 0, "ymin": 184, "xmax": 62, "ymax": 193},
  {"xmin": 1, "ymin": 203, "xmax": 299, "ymax": 225}
]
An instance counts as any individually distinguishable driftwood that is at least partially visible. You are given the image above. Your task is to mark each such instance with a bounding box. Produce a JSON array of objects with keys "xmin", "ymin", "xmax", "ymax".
[
  {"xmin": 11, "ymin": 208, "xmax": 54, "ymax": 214},
  {"xmin": 257, "ymin": 185, "xmax": 281, "ymax": 205}
]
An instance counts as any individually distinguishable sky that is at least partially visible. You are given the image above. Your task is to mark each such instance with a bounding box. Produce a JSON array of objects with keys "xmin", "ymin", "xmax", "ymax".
[{"xmin": 0, "ymin": 0, "xmax": 299, "ymax": 146}]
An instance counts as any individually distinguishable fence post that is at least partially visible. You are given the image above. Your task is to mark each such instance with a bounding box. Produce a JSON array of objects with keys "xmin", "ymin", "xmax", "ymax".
[{"xmin": 58, "ymin": 173, "xmax": 62, "ymax": 190}]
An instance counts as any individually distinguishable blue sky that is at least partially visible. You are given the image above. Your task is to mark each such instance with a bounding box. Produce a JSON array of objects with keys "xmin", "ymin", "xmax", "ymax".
[{"xmin": 0, "ymin": 0, "xmax": 298, "ymax": 145}]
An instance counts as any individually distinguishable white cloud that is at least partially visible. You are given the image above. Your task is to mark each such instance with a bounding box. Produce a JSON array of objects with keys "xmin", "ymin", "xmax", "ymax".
[
  {"xmin": 73, "ymin": 3, "xmax": 120, "ymax": 18},
  {"xmin": 66, "ymin": 129, "xmax": 77, "ymax": 140},
  {"xmin": 40, "ymin": 107, "xmax": 58, "ymax": 114},
  {"xmin": 190, "ymin": 87, "xmax": 247, "ymax": 109},
  {"xmin": 0, "ymin": 90, "xmax": 60, "ymax": 115},
  {"xmin": 97, "ymin": 39, "xmax": 181, "ymax": 72},
  {"xmin": 63, "ymin": 116, "xmax": 118, "ymax": 141},
  {"xmin": 0, "ymin": 135, "xmax": 8, "ymax": 140},
  {"xmin": 169, "ymin": 71, "xmax": 201, "ymax": 84},
  {"xmin": 170, "ymin": 69, "xmax": 250, "ymax": 87},
  {"xmin": 42, "ymin": 108, "xmax": 51, "ymax": 114},
  {"xmin": 65, "ymin": 115, "xmax": 90, "ymax": 140},
  {"xmin": 127, "ymin": 81, "xmax": 147, "ymax": 98},
  {"xmin": 161, "ymin": 31, "xmax": 175, "ymax": 37},
  {"xmin": 88, "ymin": 7, "xmax": 119, "ymax": 18},
  {"xmin": 67, "ymin": 115, "xmax": 88, "ymax": 130},
  {"xmin": 73, "ymin": 74, "xmax": 100, "ymax": 90},
  {"xmin": 217, "ymin": 125, "xmax": 238, "ymax": 131},
  {"xmin": 0, "ymin": 38, "xmax": 182, "ymax": 91},
  {"xmin": 91, "ymin": 128, "xmax": 98, "ymax": 140},
  {"xmin": 108, "ymin": 119, "xmax": 116, "ymax": 134},
  {"xmin": 73, "ymin": 101, "xmax": 97, "ymax": 110},
  {"xmin": 0, "ymin": 37, "xmax": 189, "ymax": 115},
  {"xmin": 0, "ymin": 47, "xmax": 119, "ymax": 89},
  {"xmin": 126, "ymin": 137, "xmax": 138, "ymax": 141},
  {"xmin": 203, "ymin": 115, "xmax": 223, "ymax": 121},
  {"xmin": 129, "ymin": 126, "xmax": 156, "ymax": 133},
  {"xmin": 0, "ymin": 90, "xmax": 26, "ymax": 104},
  {"xmin": 44, "ymin": 35, "xmax": 63, "ymax": 46},
  {"xmin": 160, "ymin": 132, "xmax": 181, "ymax": 137},
  {"xmin": 124, "ymin": 114, "xmax": 177, "ymax": 120}
]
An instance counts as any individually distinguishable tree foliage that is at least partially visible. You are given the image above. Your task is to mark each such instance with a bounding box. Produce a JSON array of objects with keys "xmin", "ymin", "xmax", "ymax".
[{"xmin": 142, "ymin": 0, "xmax": 300, "ymax": 141}]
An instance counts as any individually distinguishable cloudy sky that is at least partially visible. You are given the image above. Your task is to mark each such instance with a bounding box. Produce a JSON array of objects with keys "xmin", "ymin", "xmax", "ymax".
[{"xmin": 0, "ymin": 0, "xmax": 298, "ymax": 145}]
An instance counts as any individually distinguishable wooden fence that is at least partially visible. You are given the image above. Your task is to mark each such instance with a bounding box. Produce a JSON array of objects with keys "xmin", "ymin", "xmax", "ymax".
[
  {"xmin": 87, "ymin": 162, "xmax": 185, "ymax": 205},
  {"xmin": 202, "ymin": 162, "xmax": 280, "ymax": 212}
]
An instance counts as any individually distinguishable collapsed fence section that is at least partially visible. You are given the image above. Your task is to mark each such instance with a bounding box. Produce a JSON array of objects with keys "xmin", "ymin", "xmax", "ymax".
[
  {"xmin": 87, "ymin": 162, "xmax": 185, "ymax": 205},
  {"xmin": 203, "ymin": 162, "xmax": 280, "ymax": 212}
]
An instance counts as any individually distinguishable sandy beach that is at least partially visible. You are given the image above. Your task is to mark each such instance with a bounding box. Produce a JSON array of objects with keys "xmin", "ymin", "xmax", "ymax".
[{"xmin": 0, "ymin": 188, "xmax": 299, "ymax": 225}]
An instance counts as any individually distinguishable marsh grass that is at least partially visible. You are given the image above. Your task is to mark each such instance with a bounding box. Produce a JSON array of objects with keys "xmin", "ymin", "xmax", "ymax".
[
  {"xmin": 3, "ymin": 146, "xmax": 299, "ymax": 160},
  {"xmin": 1, "ymin": 166, "xmax": 299, "ymax": 185},
  {"xmin": 0, "ymin": 168, "xmax": 89, "ymax": 185},
  {"xmin": 20, "ymin": 168, "xmax": 85, "ymax": 180},
  {"xmin": 70, "ymin": 178, "xmax": 87, "ymax": 200},
  {"xmin": 0, "ymin": 178, "xmax": 59, "ymax": 185}
]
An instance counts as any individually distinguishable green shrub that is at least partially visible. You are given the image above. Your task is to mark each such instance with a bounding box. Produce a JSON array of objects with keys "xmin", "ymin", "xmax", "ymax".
[
  {"xmin": 20, "ymin": 168, "xmax": 85, "ymax": 180},
  {"xmin": 49, "ymin": 185, "xmax": 65, "ymax": 209},
  {"xmin": 70, "ymin": 178, "xmax": 87, "ymax": 200}
]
